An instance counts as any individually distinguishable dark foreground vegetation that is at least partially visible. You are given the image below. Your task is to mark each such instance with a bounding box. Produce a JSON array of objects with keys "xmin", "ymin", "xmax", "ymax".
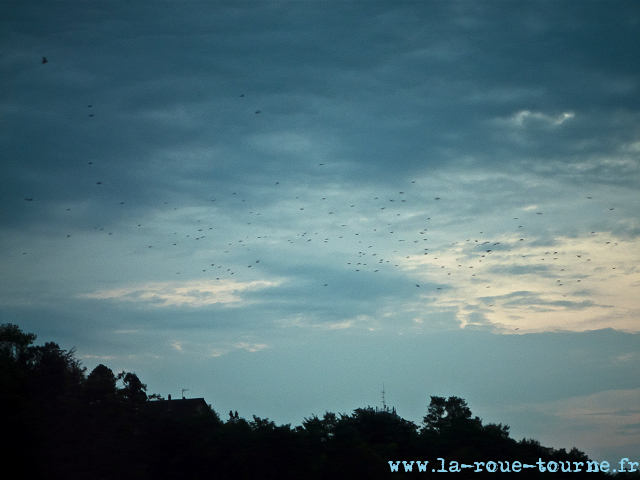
[{"xmin": 2, "ymin": 323, "xmax": 638, "ymax": 479}]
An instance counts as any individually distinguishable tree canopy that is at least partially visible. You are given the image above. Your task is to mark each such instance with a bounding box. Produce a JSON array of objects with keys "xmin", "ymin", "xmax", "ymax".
[{"xmin": 1, "ymin": 323, "xmax": 635, "ymax": 480}]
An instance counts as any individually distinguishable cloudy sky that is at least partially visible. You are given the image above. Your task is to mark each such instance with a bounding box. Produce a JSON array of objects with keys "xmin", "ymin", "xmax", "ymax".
[{"xmin": 2, "ymin": 0, "xmax": 640, "ymax": 466}]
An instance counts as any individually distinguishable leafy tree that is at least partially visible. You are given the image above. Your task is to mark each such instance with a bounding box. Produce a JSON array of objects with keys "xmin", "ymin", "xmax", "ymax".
[
  {"xmin": 336, "ymin": 406, "xmax": 418, "ymax": 448},
  {"xmin": 482, "ymin": 421, "xmax": 511, "ymax": 440},
  {"xmin": 250, "ymin": 414, "xmax": 278, "ymax": 431},
  {"xmin": 422, "ymin": 395, "xmax": 481, "ymax": 434},
  {"xmin": 30, "ymin": 341, "xmax": 85, "ymax": 398},
  {"xmin": 420, "ymin": 395, "xmax": 516, "ymax": 465},
  {"xmin": 227, "ymin": 409, "xmax": 240, "ymax": 422},
  {"xmin": 0, "ymin": 322, "xmax": 37, "ymax": 365},
  {"xmin": 116, "ymin": 371, "xmax": 148, "ymax": 404},
  {"xmin": 0, "ymin": 323, "xmax": 37, "ymax": 408},
  {"xmin": 303, "ymin": 411, "xmax": 337, "ymax": 444},
  {"xmin": 84, "ymin": 363, "xmax": 117, "ymax": 403}
]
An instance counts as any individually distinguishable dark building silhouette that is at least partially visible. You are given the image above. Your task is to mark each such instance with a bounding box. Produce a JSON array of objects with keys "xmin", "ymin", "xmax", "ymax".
[{"xmin": 142, "ymin": 397, "xmax": 211, "ymax": 421}]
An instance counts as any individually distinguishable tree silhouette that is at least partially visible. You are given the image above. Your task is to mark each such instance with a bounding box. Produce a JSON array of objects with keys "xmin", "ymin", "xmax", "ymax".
[
  {"xmin": 116, "ymin": 370, "xmax": 148, "ymax": 404},
  {"xmin": 84, "ymin": 363, "xmax": 117, "ymax": 403},
  {"xmin": 0, "ymin": 324, "xmax": 623, "ymax": 479},
  {"xmin": 30, "ymin": 341, "xmax": 85, "ymax": 398},
  {"xmin": 0, "ymin": 322, "xmax": 37, "ymax": 364},
  {"xmin": 422, "ymin": 395, "xmax": 480, "ymax": 434}
]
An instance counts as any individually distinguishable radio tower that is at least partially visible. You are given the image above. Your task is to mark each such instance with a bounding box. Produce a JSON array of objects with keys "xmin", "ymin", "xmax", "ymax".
[
  {"xmin": 378, "ymin": 383, "xmax": 396, "ymax": 416},
  {"xmin": 381, "ymin": 383, "xmax": 387, "ymax": 412}
]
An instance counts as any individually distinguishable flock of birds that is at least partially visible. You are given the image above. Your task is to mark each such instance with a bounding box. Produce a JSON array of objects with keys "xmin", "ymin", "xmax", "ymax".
[
  {"xmin": 22, "ymin": 168, "xmax": 623, "ymax": 305},
  {"xmin": 19, "ymin": 56, "xmax": 626, "ymax": 308}
]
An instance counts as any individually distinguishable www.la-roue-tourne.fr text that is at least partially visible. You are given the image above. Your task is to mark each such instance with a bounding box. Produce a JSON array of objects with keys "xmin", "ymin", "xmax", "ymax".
[{"xmin": 388, "ymin": 458, "xmax": 639, "ymax": 473}]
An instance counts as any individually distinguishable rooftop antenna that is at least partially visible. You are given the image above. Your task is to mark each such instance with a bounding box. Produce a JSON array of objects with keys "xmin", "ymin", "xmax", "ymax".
[{"xmin": 181, "ymin": 388, "xmax": 189, "ymax": 399}]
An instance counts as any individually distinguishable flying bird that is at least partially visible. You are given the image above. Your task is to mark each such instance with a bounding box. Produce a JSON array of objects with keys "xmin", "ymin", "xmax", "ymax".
[{"xmin": 42, "ymin": 57, "xmax": 48, "ymax": 64}]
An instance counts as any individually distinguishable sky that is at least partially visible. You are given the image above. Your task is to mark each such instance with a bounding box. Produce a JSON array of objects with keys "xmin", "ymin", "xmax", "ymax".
[{"xmin": 2, "ymin": 0, "xmax": 640, "ymax": 467}]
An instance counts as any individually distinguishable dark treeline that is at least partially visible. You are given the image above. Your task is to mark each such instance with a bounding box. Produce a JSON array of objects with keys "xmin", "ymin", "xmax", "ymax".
[{"xmin": 2, "ymin": 323, "xmax": 638, "ymax": 479}]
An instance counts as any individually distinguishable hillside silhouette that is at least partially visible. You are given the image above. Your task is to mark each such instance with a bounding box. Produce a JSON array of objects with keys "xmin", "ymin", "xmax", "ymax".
[{"xmin": 1, "ymin": 323, "xmax": 637, "ymax": 479}]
